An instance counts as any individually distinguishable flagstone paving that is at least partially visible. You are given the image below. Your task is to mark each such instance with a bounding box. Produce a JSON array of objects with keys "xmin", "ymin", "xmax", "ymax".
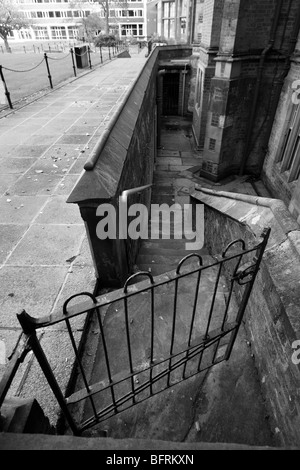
[{"xmin": 0, "ymin": 48, "xmax": 148, "ymax": 426}]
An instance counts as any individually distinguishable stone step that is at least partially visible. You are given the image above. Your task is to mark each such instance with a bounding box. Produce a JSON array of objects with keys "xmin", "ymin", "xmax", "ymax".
[
  {"xmin": 139, "ymin": 241, "xmax": 209, "ymax": 256},
  {"xmin": 151, "ymin": 195, "xmax": 175, "ymax": 204},
  {"xmin": 152, "ymin": 186, "xmax": 175, "ymax": 195},
  {"xmin": 135, "ymin": 264, "xmax": 178, "ymax": 276},
  {"xmin": 137, "ymin": 254, "xmax": 187, "ymax": 266}
]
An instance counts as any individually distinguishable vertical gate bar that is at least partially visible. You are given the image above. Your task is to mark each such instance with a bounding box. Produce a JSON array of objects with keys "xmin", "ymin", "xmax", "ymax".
[
  {"xmin": 197, "ymin": 345, "xmax": 205, "ymax": 372},
  {"xmin": 123, "ymin": 296, "xmax": 136, "ymax": 404},
  {"xmin": 95, "ymin": 306, "xmax": 117, "ymax": 413},
  {"xmin": 224, "ymin": 230, "xmax": 270, "ymax": 361},
  {"xmin": 65, "ymin": 318, "xmax": 99, "ymax": 422},
  {"xmin": 220, "ymin": 255, "xmax": 243, "ymax": 331},
  {"xmin": 18, "ymin": 329, "xmax": 79, "ymax": 435},
  {"xmin": 149, "ymin": 285, "xmax": 155, "ymax": 396},
  {"xmin": 167, "ymin": 277, "xmax": 179, "ymax": 387},
  {"xmin": 182, "ymin": 269, "xmax": 202, "ymax": 379},
  {"xmin": 204, "ymin": 262, "xmax": 223, "ymax": 339}
]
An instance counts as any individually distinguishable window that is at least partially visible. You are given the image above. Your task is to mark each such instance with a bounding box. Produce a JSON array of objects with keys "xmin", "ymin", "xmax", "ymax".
[
  {"xmin": 68, "ymin": 27, "xmax": 78, "ymax": 39},
  {"xmin": 209, "ymin": 138, "xmax": 216, "ymax": 151},
  {"xmin": 211, "ymin": 113, "xmax": 220, "ymax": 127},
  {"xmin": 195, "ymin": 68, "xmax": 203, "ymax": 108},
  {"xmin": 121, "ymin": 24, "xmax": 143, "ymax": 37},
  {"xmin": 163, "ymin": 1, "xmax": 175, "ymax": 18},
  {"xmin": 162, "ymin": 1, "xmax": 175, "ymax": 39},
  {"xmin": 34, "ymin": 26, "xmax": 49, "ymax": 40},
  {"xmin": 220, "ymin": 62, "xmax": 226, "ymax": 77},
  {"xmin": 50, "ymin": 26, "xmax": 67, "ymax": 39},
  {"xmin": 278, "ymin": 104, "xmax": 300, "ymax": 181},
  {"xmin": 192, "ymin": 0, "xmax": 204, "ymax": 44}
]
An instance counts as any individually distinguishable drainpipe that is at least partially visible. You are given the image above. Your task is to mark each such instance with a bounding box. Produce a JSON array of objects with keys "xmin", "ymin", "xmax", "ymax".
[
  {"xmin": 258, "ymin": 0, "xmax": 300, "ymax": 175},
  {"xmin": 157, "ymin": 69, "xmax": 166, "ymax": 148},
  {"xmin": 239, "ymin": 0, "xmax": 284, "ymax": 176},
  {"xmin": 181, "ymin": 64, "xmax": 188, "ymax": 116}
]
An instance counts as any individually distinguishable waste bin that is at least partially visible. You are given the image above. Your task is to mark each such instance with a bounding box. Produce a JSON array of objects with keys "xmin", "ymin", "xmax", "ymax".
[{"xmin": 74, "ymin": 45, "xmax": 88, "ymax": 68}]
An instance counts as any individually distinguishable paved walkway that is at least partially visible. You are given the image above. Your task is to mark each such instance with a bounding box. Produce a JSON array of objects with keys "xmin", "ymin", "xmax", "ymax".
[{"xmin": 0, "ymin": 47, "xmax": 147, "ymax": 425}]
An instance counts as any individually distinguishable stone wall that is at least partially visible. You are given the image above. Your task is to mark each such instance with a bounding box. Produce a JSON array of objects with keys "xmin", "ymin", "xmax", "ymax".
[{"xmin": 191, "ymin": 189, "xmax": 300, "ymax": 447}]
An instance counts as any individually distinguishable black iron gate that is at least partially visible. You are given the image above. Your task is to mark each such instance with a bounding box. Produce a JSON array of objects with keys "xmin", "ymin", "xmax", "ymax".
[{"xmin": 16, "ymin": 228, "xmax": 270, "ymax": 435}]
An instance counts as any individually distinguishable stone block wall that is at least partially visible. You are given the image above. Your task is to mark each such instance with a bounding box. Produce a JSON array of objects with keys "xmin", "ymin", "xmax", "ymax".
[{"xmin": 194, "ymin": 192, "xmax": 300, "ymax": 446}]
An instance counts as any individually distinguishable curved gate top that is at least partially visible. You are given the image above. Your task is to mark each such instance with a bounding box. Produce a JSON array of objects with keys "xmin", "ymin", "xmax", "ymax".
[{"xmin": 12, "ymin": 228, "xmax": 270, "ymax": 435}]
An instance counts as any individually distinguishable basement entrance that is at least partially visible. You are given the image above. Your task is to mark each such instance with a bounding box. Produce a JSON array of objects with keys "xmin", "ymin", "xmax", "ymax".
[
  {"xmin": 162, "ymin": 72, "xmax": 180, "ymax": 115},
  {"xmin": 11, "ymin": 103, "xmax": 275, "ymax": 445}
]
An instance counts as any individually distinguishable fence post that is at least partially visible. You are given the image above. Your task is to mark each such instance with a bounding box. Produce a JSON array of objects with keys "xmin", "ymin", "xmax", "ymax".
[
  {"xmin": 23, "ymin": 46, "xmax": 26, "ymax": 54},
  {"xmin": 0, "ymin": 65, "xmax": 13, "ymax": 109},
  {"xmin": 108, "ymin": 46, "xmax": 111, "ymax": 60},
  {"xmin": 17, "ymin": 310, "xmax": 80, "ymax": 436},
  {"xmin": 44, "ymin": 53, "xmax": 53, "ymax": 89},
  {"xmin": 70, "ymin": 48, "xmax": 76, "ymax": 77},
  {"xmin": 99, "ymin": 45, "xmax": 103, "ymax": 63},
  {"xmin": 33, "ymin": 45, "xmax": 36, "ymax": 53},
  {"xmin": 87, "ymin": 45, "xmax": 92, "ymax": 69}
]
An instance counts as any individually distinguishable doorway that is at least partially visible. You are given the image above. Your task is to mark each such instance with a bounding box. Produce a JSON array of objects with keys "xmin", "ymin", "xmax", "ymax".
[{"xmin": 162, "ymin": 72, "xmax": 180, "ymax": 115}]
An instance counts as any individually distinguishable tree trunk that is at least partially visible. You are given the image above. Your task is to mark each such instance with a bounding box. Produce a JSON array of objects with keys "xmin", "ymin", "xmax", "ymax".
[
  {"xmin": 105, "ymin": 0, "xmax": 109, "ymax": 34},
  {"xmin": 2, "ymin": 35, "xmax": 11, "ymax": 53}
]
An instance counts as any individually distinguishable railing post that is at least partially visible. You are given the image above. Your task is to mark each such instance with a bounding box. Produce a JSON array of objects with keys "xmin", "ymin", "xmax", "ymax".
[
  {"xmin": 99, "ymin": 45, "xmax": 103, "ymax": 63},
  {"xmin": 108, "ymin": 46, "xmax": 111, "ymax": 60},
  {"xmin": 0, "ymin": 65, "xmax": 13, "ymax": 109},
  {"xmin": 17, "ymin": 310, "xmax": 80, "ymax": 436},
  {"xmin": 87, "ymin": 45, "xmax": 92, "ymax": 69},
  {"xmin": 70, "ymin": 48, "xmax": 76, "ymax": 77},
  {"xmin": 44, "ymin": 52, "xmax": 53, "ymax": 89}
]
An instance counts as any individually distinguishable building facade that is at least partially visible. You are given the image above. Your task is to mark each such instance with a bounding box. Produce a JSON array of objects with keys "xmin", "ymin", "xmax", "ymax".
[
  {"xmin": 146, "ymin": 0, "xmax": 194, "ymax": 43},
  {"xmin": 147, "ymin": 0, "xmax": 300, "ymax": 222},
  {"xmin": 188, "ymin": 0, "xmax": 300, "ymax": 224},
  {"xmin": 11, "ymin": 0, "xmax": 148, "ymax": 42}
]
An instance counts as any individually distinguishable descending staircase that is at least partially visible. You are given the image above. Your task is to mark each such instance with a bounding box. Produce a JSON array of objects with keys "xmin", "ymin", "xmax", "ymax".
[
  {"xmin": 68, "ymin": 116, "xmax": 275, "ymax": 447},
  {"xmin": 136, "ymin": 116, "xmax": 208, "ymax": 274}
]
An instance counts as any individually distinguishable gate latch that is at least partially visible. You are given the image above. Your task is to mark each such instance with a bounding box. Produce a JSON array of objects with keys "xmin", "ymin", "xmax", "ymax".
[{"xmin": 232, "ymin": 259, "xmax": 258, "ymax": 285}]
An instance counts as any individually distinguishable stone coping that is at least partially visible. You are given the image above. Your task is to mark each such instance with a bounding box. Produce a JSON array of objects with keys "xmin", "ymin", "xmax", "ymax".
[{"xmin": 191, "ymin": 185, "xmax": 300, "ymax": 335}]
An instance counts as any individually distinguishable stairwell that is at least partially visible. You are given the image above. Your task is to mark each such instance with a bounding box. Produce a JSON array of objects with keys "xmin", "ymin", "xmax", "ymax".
[
  {"xmin": 136, "ymin": 116, "xmax": 209, "ymax": 275},
  {"xmin": 71, "ymin": 116, "xmax": 276, "ymax": 448}
]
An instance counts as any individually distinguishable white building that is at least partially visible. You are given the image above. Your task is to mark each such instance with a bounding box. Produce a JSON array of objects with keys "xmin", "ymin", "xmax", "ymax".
[{"xmin": 11, "ymin": 0, "xmax": 148, "ymax": 42}]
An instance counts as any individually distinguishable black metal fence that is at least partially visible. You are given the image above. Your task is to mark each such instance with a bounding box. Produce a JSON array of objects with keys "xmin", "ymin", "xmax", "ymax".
[
  {"xmin": 0, "ymin": 42, "xmax": 125, "ymax": 111},
  {"xmin": 0, "ymin": 228, "xmax": 270, "ymax": 436}
]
